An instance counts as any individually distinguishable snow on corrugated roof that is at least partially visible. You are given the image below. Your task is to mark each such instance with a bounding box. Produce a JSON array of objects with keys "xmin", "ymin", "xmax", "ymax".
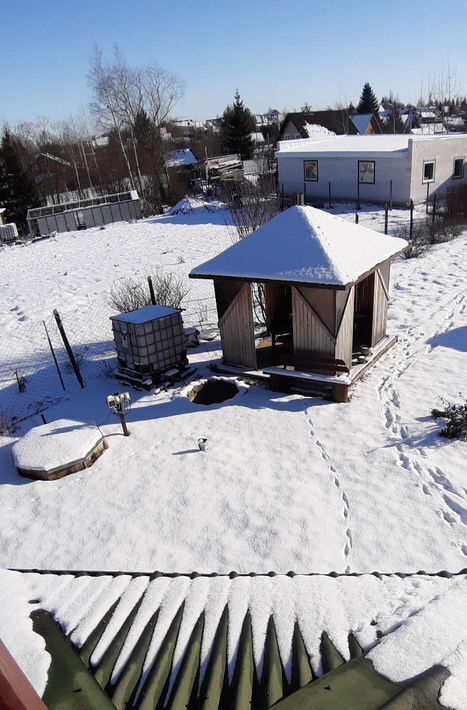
[{"xmin": 190, "ymin": 206, "xmax": 407, "ymax": 287}]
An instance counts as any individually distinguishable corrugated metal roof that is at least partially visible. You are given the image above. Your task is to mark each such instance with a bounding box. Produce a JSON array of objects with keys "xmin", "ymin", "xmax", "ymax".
[{"xmin": 26, "ymin": 570, "xmax": 459, "ymax": 709}]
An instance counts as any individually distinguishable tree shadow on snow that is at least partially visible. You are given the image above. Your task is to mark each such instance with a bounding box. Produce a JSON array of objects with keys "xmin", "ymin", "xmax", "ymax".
[
  {"xmin": 427, "ymin": 326, "xmax": 467, "ymax": 352},
  {"xmin": 149, "ymin": 209, "xmax": 232, "ymax": 228}
]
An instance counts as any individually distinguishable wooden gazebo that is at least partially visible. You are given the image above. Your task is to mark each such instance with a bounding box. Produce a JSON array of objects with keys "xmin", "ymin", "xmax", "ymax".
[{"xmin": 190, "ymin": 206, "xmax": 406, "ymax": 401}]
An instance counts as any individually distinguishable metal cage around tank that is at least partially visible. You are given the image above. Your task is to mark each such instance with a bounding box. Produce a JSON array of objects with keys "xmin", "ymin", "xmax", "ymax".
[{"xmin": 110, "ymin": 305, "xmax": 187, "ymax": 381}]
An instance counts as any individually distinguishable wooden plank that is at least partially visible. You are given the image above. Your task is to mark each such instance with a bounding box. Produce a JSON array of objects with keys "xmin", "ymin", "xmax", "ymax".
[
  {"xmin": 218, "ymin": 282, "xmax": 256, "ymax": 368},
  {"xmin": 264, "ymin": 368, "xmax": 351, "ymax": 386},
  {"xmin": 335, "ymin": 286, "xmax": 355, "ymax": 369},
  {"xmin": 0, "ymin": 640, "xmax": 46, "ymax": 710},
  {"xmin": 292, "ymin": 287, "xmax": 335, "ymax": 359},
  {"xmin": 371, "ymin": 271, "xmax": 388, "ymax": 347},
  {"xmin": 350, "ymin": 336, "xmax": 397, "ymax": 384}
]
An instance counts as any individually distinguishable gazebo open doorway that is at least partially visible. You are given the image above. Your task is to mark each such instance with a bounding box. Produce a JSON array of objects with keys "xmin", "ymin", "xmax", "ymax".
[
  {"xmin": 257, "ymin": 283, "xmax": 294, "ymax": 369},
  {"xmin": 353, "ymin": 272, "xmax": 375, "ymax": 351}
]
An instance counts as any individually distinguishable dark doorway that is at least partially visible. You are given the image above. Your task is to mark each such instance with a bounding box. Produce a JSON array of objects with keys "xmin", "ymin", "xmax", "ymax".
[
  {"xmin": 257, "ymin": 283, "xmax": 294, "ymax": 367},
  {"xmin": 353, "ymin": 273, "xmax": 374, "ymax": 350}
]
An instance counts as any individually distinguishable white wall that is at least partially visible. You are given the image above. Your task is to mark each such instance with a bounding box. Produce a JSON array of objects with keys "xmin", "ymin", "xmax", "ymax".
[
  {"xmin": 281, "ymin": 118, "xmax": 302, "ymax": 141},
  {"xmin": 278, "ymin": 153, "xmax": 411, "ymax": 205},
  {"xmin": 409, "ymin": 136, "xmax": 467, "ymax": 203}
]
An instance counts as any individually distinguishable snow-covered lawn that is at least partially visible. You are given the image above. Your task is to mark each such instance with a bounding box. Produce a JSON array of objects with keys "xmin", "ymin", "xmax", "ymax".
[{"xmin": 0, "ymin": 208, "xmax": 466, "ymax": 576}]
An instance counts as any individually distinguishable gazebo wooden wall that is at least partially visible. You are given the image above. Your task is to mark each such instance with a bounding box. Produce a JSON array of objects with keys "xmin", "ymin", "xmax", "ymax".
[
  {"xmin": 212, "ymin": 262, "xmax": 391, "ymax": 373},
  {"xmin": 371, "ymin": 263, "xmax": 390, "ymax": 347},
  {"xmin": 214, "ymin": 279, "xmax": 256, "ymax": 368},
  {"xmin": 291, "ymin": 285, "xmax": 355, "ymax": 369}
]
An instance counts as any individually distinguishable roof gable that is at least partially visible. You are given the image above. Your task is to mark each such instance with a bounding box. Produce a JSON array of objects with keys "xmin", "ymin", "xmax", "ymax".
[
  {"xmin": 279, "ymin": 110, "xmax": 358, "ymax": 139},
  {"xmin": 190, "ymin": 206, "xmax": 407, "ymax": 287}
]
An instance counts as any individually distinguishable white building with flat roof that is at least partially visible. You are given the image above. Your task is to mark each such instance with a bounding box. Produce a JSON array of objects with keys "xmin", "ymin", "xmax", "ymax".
[{"xmin": 277, "ymin": 134, "xmax": 467, "ymax": 206}]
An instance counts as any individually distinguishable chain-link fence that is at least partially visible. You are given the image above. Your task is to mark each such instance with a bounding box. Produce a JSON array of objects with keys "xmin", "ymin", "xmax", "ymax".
[{"xmin": 0, "ymin": 277, "xmax": 218, "ymax": 431}]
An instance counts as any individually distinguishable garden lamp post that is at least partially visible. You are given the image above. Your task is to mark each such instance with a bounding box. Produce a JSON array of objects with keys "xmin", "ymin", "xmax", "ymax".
[{"xmin": 106, "ymin": 392, "xmax": 131, "ymax": 436}]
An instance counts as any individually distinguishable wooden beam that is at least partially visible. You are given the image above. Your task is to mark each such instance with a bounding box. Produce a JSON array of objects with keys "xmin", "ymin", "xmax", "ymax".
[
  {"xmin": 335, "ymin": 287, "xmax": 353, "ymax": 338},
  {"xmin": 294, "ymin": 287, "xmax": 336, "ymax": 341},
  {"xmin": 0, "ymin": 640, "xmax": 46, "ymax": 710},
  {"xmin": 375, "ymin": 268, "xmax": 390, "ymax": 301}
]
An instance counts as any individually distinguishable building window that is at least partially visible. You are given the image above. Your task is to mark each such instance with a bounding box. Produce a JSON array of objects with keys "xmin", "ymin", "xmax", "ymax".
[
  {"xmin": 453, "ymin": 158, "xmax": 464, "ymax": 179},
  {"xmin": 304, "ymin": 160, "xmax": 318, "ymax": 181},
  {"xmin": 358, "ymin": 160, "xmax": 375, "ymax": 184},
  {"xmin": 423, "ymin": 160, "xmax": 435, "ymax": 183}
]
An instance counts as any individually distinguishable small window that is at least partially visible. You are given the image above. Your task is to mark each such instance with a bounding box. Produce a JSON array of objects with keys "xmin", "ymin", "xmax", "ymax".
[
  {"xmin": 304, "ymin": 160, "xmax": 318, "ymax": 181},
  {"xmin": 423, "ymin": 160, "xmax": 435, "ymax": 183},
  {"xmin": 358, "ymin": 160, "xmax": 375, "ymax": 184},
  {"xmin": 453, "ymin": 158, "xmax": 464, "ymax": 179}
]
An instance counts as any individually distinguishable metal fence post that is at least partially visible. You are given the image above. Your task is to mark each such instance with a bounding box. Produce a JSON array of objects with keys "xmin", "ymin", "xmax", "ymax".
[
  {"xmin": 43, "ymin": 320, "xmax": 66, "ymax": 391},
  {"xmin": 409, "ymin": 199, "xmax": 414, "ymax": 240},
  {"xmin": 384, "ymin": 203, "xmax": 389, "ymax": 234},
  {"xmin": 53, "ymin": 309, "xmax": 84, "ymax": 389},
  {"xmin": 147, "ymin": 275, "xmax": 156, "ymax": 305},
  {"xmin": 355, "ymin": 212, "xmax": 359, "ymax": 224}
]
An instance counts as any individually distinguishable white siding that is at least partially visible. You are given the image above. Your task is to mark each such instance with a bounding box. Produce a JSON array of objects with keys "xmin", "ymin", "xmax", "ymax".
[
  {"xmin": 278, "ymin": 153, "xmax": 410, "ymax": 205},
  {"xmin": 408, "ymin": 135, "xmax": 467, "ymax": 203}
]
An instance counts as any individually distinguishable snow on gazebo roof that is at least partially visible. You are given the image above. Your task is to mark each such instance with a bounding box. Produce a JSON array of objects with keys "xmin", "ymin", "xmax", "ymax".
[{"xmin": 190, "ymin": 206, "xmax": 407, "ymax": 287}]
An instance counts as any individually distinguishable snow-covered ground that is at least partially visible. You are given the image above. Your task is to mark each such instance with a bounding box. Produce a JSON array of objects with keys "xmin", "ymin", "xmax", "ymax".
[
  {"xmin": 0, "ymin": 207, "xmax": 465, "ymax": 574},
  {"xmin": 1, "ymin": 205, "xmax": 466, "ymax": 706}
]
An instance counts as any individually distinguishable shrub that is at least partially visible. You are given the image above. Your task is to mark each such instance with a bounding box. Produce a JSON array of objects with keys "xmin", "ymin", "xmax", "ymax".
[
  {"xmin": 109, "ymin": 276, "xmax": 149, "ymax": 313},
  {"xmin": 432, "ymin": 399, "xmax": 467, "ymax": 440},
  {"xmin": 396, "ymin": 216, "xmax": 463, "ymax": 259},
  {"xmin": 109, "ymin": 271, "xmax": 189, "ymax": 313}
]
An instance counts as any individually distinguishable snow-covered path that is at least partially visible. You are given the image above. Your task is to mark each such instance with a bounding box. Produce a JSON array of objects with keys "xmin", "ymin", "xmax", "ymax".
[{"xmin": 0, "ymin": 211, "xmax": 466, "ymax": 575}]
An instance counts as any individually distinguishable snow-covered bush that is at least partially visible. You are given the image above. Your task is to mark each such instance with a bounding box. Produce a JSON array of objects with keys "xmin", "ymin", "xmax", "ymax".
[
  {"xmin": 109, "ymin": 271, "xmax": 189, "ymax": 313},
  {"xmin": 397, "ymin": 218, "xmax": 463, "ymax": 259},
  {"xmin": 432, "ymin": 400, "xmax": 467, "ymax": 440},
  {"xmin": 108, "ymin": 276, "xmax": 149, "ymax": 312}
]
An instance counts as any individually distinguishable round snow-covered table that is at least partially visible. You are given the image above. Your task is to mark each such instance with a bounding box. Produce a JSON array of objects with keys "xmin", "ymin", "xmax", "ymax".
[{"xmin": 12, "ymin": 419, "xmax": 107, "ymax": 481}]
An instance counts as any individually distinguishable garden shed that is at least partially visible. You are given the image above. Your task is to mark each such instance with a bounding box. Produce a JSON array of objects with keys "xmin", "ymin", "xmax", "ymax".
[{"xmin": 190, "ymin": 206, "xmax": 407, "ymax": 401}]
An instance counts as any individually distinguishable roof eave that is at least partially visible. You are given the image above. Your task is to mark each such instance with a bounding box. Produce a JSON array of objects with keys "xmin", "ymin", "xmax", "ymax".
[
  {"xmin": 189, "ymin": 246, "xmax": 407, "ymax": 291},
  {"xmin": 189, "ymin": 271, "xmax": 349, "ymax": 290}
]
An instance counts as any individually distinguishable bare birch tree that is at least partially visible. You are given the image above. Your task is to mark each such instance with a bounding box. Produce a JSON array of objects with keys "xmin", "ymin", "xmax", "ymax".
[{"xmin": 88, "ymin": 47, "xmax": 184, "ymax": 213}]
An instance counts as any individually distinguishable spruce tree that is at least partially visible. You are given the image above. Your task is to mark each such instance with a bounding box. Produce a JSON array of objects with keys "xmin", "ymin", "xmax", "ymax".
[
  {"xmin": 356, "ymin": 83, "xmax": 379, "ymax": 114},
  {"xmin": 221, "ymin": 91, "xmax": 255, "ymax": 160},
  {"xmin": 0, "ymin": 129, "xmax": 38, "ymax": 234}
]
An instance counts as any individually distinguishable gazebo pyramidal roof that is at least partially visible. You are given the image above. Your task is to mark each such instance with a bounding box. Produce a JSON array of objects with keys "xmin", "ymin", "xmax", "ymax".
[{"xmin": 190, "ymin": 206, "xmax": 407, "ymax": 288}]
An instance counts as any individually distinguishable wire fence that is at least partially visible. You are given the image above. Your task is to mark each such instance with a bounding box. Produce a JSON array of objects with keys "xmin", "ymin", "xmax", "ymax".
[
  {"xmin": 0, "ymin": 277, "xmax": 218, "ymax": 431},
  {"xmin": 3, "ymin": 195, "xmax": 464, "ymax": 431}
]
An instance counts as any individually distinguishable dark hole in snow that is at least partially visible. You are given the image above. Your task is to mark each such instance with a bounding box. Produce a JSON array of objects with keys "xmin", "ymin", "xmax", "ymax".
[{"xmin": 188, "ymin": 378, "xmax": 239, "ymax": 405}]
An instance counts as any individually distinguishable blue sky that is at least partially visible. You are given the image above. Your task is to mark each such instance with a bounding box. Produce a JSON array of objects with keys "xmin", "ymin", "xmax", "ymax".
[{"xmin": 1, "ymin": 0, "xmax": 466, "ymax": 126}]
